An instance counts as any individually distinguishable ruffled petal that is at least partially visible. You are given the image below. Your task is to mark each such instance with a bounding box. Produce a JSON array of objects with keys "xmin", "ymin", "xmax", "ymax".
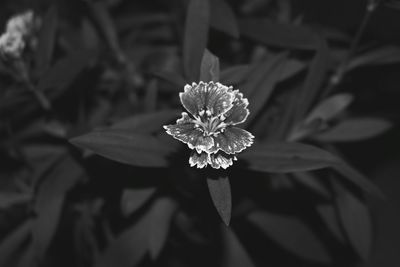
[
  {"xmin": 179, "ymin": 82, "xmax": 235, "ymax": 117},
  {"xmin": 189, "ymin": 151, "xmax": 209, "ymax": 168},
  {"xmin": 209, "ymin": 153, "xmax": 237, "ymax": 169},
  {"xmin": 211, "ymin": 127, "xmax": 254, "ymax": 154},
  {"xmin": 163, "ymin": 112, "xmax": 214, "ymax": 153},
  {"xmin": 223, "ymin": 90, "xmax": 250, "ymax": 125}
]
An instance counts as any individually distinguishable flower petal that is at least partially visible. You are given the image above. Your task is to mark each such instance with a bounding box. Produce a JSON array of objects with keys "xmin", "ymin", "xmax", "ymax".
[
  {"xmin": 189, "ymin": 151, "xmax": 209, "ymax": 168},
  {"xmin": 179, "ymin": 82, "xmax": 235, "ymax": 117},
  {"xmin": 223, "ymin": 90, "xmax": 250, "ymax": 125},
  {"xmin": 209, "ymin": 153, "xmax": 236, "ymax": 169},
  {"xmin": 163, "ymin": 112, "xmax": 214, "ymax": 153},
  {"xmin": 211, "ymin": 127, "xmax": 254, "ymax": 154}
]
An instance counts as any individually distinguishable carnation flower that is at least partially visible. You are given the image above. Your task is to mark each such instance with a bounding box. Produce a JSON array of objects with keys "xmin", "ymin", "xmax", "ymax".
[
  {"xmin": 0, "ymin": 31, "xmax": 25, "ymax": 58},
  {"xmin": 164, "ymin": 81, "xmax": 254, "ymax": 169}
]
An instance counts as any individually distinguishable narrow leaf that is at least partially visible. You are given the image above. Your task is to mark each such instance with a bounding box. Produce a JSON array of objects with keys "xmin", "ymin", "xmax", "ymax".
[
  {"xmin": 248, "ymin": 211, "xmax": 331, "ymax": 263},
  {"xmin": 242, "ymin": 142, "xmax": 338, "ymax": 173},
  {"xmin": 183, "ymin": 0, "xmax": 210, "ymax": 82},
  {"xmin": 316, "ymin": 204, "xmax": 346, "ymax": 243},
  {"xmin": 221, "ymin": 227, "xmax": 256, "ymax": 267},
  {"xmin": 200, "ymin": 49, "xmax": 220, "ymax": 82},
  {"xmin": 210, "ymin": 0, "xmax": 239, "ymax": 38},
  {"xmin": 121, "ymin": 188, "xmax": 156, "ymax": 216},
  {"xmin": 348, "ymin": 46, "xmax": 400, "ymax": 70},
  {"xmin": 207, "ymin": 176, "xmax": 232, "ymax": 226},
  {"xmin": 0, "ymin": 221, "xmax": 31, "ymax": 267},
  {"xmin": 70, "ymin": 129, "xmax": 177, "ymax": 167},
  {"xmin": 333, "ymin": 180, "xmax": 372, "ymax": 261},
  {"xmin": 315, "ymin": 118, "xmax": 392, "ymax": 142}
]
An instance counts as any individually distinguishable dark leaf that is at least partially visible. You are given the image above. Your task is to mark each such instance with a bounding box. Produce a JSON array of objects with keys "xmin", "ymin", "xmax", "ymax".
[
  {"xmin": 220, "ymin": 65, "xmax": 249, "ymax": 85},
  {"xmin": 315, "ymin": 118, "xmax": 392, "ymax": 142},
  {"xmin": 293, "ymin": 172, "xmax": 330, "ymax": 197},
  {"xmin": 248, "ymin": 211, "xmax": 331, "ymax": 263},
  {"xmin": 153, "ymin": 70, "xmax": 186, "ymax": 88},
  {"xmin": 35, "ymin": 6, "xmax": 58, "ymax": 75},
  {"xmin": 348, "ymin": 46, "xmax": 400, "ymax": 70},
  {"xmin": 111, "ymin": 110, "xmax": 180, "ymax": 133},
  {"xmin": 333, "ymin": 180, "xmax": 372, "ymax": 261},
  {"xmin": 0, "ymin": 221, "xmax": 31, "ymax": 267},
  {"xmin": 316, "ymin": 204, "xmax": 346, "ymax": 243},
  {"xmin": 200, "ymin": 49, "xmax": 220, "ymax": 82},
  {"xmin": 121, "ymin": 188, "xmax": 156, "ymax": 216},
  {"xmin": 207, "ymin": 176, "xmax": 232, "ymax": 226},
  {"xmin": 221, "ymin": 227, "xmax": 256, "ymax": 267},
  {"xmin": 210, "ymin": 0, "xmax": 239, "ymax": 38},
  {"xmin": 148, "ymin": 197, "xmax": 177, "ymax": 259},
  {"xmin": 239, "ymin": 19, "xmax": 319, "ymax": 50},
  {"xmin": 70, "ymin": 129, "xmax": 177, "ymax": 167},
  {"xmin": 242, "ymin": 142, "xmax": 338, "ymax": 173},
  {"xmin": 33, "ymin": 156, "xmax": 84, "ymax": 260},
  {"xmin": 0, "ymin": 192, "xmax": 31, "ymax": 209},
  {"xmin": 183, "ymin": 0, "xmax": 210, "ymax": 82}
]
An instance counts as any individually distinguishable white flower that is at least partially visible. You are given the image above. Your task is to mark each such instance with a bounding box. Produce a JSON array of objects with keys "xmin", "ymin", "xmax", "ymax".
[{"xmin": 0, "ymin": 31, "xmax": 25, "ymax": 58}]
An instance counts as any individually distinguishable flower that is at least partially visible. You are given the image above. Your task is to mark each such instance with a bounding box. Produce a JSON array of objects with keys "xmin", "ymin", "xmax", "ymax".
[
  {"xmin": 164, "ymin": 81, "xmax": 254, "ymax": 169},
  {"xmin": 0, "ymin": 31, "xmax": 25, "ymax": 58}
]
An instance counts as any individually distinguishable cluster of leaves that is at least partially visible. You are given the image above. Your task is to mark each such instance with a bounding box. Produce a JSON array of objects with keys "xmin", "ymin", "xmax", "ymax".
[{"xmin": 0, "ymin": 0, "xmax": 397, "ymax": 266}]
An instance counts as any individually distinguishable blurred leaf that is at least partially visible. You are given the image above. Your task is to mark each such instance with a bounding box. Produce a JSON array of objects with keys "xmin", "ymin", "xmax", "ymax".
[
  {"xmin": 148, "ymin": 197, "xmax": 177, "ymax": 260},
  {"xmin": 81, "ymin": 18, "xmax": 100, "ymax": 50},
  {"xmin": 87, "ymin": 1, "xmax": 123, "ymax": 60},
  {"xmin": 200, "ymin": 49, "xmax": 220, "ymax": 82},
  {"xmin": 144, "ymin": 79, "xmax": 158, "ymax": 112},
  {"xmin": 293, "ymin": 172, "xmax": 330, "ymax": 197},
  {"xmin": 305, "ymin": 93, "xmax": 354, "ymax": 124},
  {"xmin": 33, "ymin": 155, "xmax": 84, "ymax": 261},
  {"xmin": 220, "ymin": 65, "xmax": 249, "ymax": 84},
  {"xmin": 333, "ymin": 180, "xmax": 372, "ymax": 261},
  {"xmin": 121, "ymin": 188, "xmax": 156, "ymax": 216},
  {"xmin": 207, "ymin": 176, "xmax": 232, "ymax": 226},
  {"xmin": 35, "ymin": 6, "xmax": 58, "ymax": 76},
  {"xmin": 37, "ymin": 50, "xmax": 92, "ymax": 93},
  {"xmin": 70, "ymin": 129, "xmax": 177, "ymax": 167},
  {"xmin": 0, "ymin": 192, "xmax": 31, "ymax": 209},
  {"xmin": 348, "ymin": 46, "xmax": 400, "ymax": 70},
  {"xmin": 239, "ymin": 19, "xmax": 319, "ymax": 50},
  {"xmin": 153, "ymin": 70, "xmax": 186, "ymax": 88},
  {"xmin": 316, "ymin": 204, "xmax": 346, "ymax": 243},
  {"xmin": 183, "ymin": 0, "xmax": 210, "ymax": 82},
  {"xmin": 242, "ymin": 53, "xmax": 287, "ymax": 127},
  {"xmin": 248, "ymin": 211, "xmax": 331, "ymax": 263},
  {"xmin": 221, "ymin": 227, "xmax": 256, "ymax": 267},
  {"xmin": 315, "ymin": 118, "xmax": 392, "ymax": 142},
  {"xmin": 0, "ymin": 221, "xmax": 32, "ymax": 267},
  {"xmin": 296, "ymin": 38, "xmax": 330, "ymax": 121},
  {"xmin": 242, "ymin": 142, "xmax": 338, "ymax": 173},
  {"xmin": 210, "ymin": 0, "xmax": 239, "ymax": 38},
  {"xmin": 111, "ymin": 110, "xmax": 180, "ymax": 133}
]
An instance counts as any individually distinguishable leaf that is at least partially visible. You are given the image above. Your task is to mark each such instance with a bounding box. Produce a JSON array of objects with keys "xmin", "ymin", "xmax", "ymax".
[
  {"xmin": 220, "ymin": 65, "xmax": 249, "ymax": 84},
  {"xmin": 32, "ymin": 155, "xmax": 84, "ymax": 260},
  {"xmin": 242, "ymin": 53, "xmax": 288, "ymax": 127},
  {"xmin": 183, "ymin": 0, "xmax": 210, "ymax": 82},
  {"xmin": 0, "ymin": 192, "xmax": 31, "ymax": 209},
  {"xmin": 34, "ymin": 6, "xmax": 58, "ymax": 76},
  {"xmin": 207, "ymin": 176, "xmax": 232, "ymax": 226},
  {"xmin": 305, "ymin": 93, "xmax": 354, "ymax": 124},
  {"xmin": 221, "ymin": 227, "xmax": 256, "ymax": 267},
  {"xmin": 239, "ymin": 19, "xmax": 319, "ymax": 50},
  {"xmin": 70, "ymin": 129, "xmax": 177, "ymax": 167},
  {"xmin": 348, "ymin": 46, "xmax": 400, "ymax": 70},
  {"xmin": 37, "ymin": 50, "xmax": 92, "ymax": 93},
  {"xmin": 210, "ymin": 0, "xmax": 239, "ymax": 38},
  {"xmin": 316, "ymin": 204, "xmax": 346, "ymax": 243},
  {"xmin": 296, "ymin": 38, "xmax": 330, "ymax": 121},
  {"xmin": 248, "ymin": 211, "xmax": 331, "ymax": 263},
  {"xmin": 241, "ymin": 142, "xmax": 338, "ymax": 173},
  {"xmin": 0, "ymin": 220, "xmax": 31, "ymax": 267},
  {"xmin": 121, "ymin": 188, "xmax": 156, "ymax": 216},
  {"xmin": 148, "ymin": 197, "xmax": 177, "ymax": 259},
  {"xmin": 333, "ymin": 180, "xmax": 372, "ymax": 261},
  {"xmin": 153, "ymin": 70, "xmax": 186, "ymax": 88},
  {"xmin": 111, "ymin": 110, "xmax": 180, "ymax": 133},
  {"xmin": 200, "ymin": 49, "xmax": 220, "ymax": 82},
  {"xmin": 292, "ymin": 172, "xmax": 330, "ymax": 198},
  {"xmin": 315, "ymin": 118, "xmax": 392, "ymax": 142}
]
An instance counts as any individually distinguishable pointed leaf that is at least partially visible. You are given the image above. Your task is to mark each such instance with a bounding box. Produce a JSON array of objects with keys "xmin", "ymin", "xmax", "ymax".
[
  {"xmin": 221, "ymin": 227, "xmax": 256, "ymax": 267},
  {"xmin": 153, "ymin": 70, "xmax": 186, "ymax": 88},
  {"xmin": 0, "ymin": 221, "xmax": 31, "ymax": 267},
  {"xmin": 210, "ymin": 0, "xmax": 239, "ymax": 38},
  {"xmin": 315, "ymin": 118, "xmax": 392, "ymax": 142},
  {"xmin": 183, "ymin": 0, "xmax": 210, "ymax": 82},
  {"xmin": 207, "ymin": 176, "xmax": 232, "ymax": 226},
  {"xmin": 333, "ymin": 180, "xmax": 372, "ymax": 261},
  {"xmin": 200, "ymin": 49, "xmax": 220, "ymax": 82},
  {"xmin": 121, "ymin": 188, "xmax": 156, "ymax": 216},
  {"xmin": 316, "ymin": 204, "xmax": 346, "ymax": 243},
  {"xmin": 348, "ymin": 46, "xmax": 400, "ymax": 70},
  {"xmin": 70, "ymin": 129, "xmax": 177, "ymax": 167},
  {"xmin": 248, "ymin": 211, "xmax": 331, "ymax": 263},
  {"xmin": 242, "ymin": 142, "xmax": 338, "ymax": 173}
]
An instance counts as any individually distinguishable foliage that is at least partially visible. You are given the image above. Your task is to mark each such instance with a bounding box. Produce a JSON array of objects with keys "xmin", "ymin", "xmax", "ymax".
[{"xmin": 0, "ymin": 0, "xmax": 398, "ymax": 266}]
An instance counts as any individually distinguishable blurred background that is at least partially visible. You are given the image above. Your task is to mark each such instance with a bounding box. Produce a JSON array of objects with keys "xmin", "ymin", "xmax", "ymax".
[{"xmin": 0, "ymin": 0, "xmax": 399, "ymax": 266}]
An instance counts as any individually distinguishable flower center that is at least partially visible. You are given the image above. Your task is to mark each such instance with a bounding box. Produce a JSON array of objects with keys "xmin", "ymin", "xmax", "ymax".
[{"xmin": 193, "ymin": 109, "xmax": 227, "ymax": 137}]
